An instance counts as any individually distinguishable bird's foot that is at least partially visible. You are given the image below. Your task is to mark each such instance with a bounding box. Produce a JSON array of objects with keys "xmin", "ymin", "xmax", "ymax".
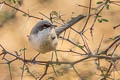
[{"xmin": 32, "ymin": 53, "xmax": 40, "ymax": 63}]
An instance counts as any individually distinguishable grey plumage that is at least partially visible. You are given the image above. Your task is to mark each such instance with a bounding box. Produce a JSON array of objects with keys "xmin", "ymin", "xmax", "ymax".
[
  {"xmin": 29, "ymin": 20, "xmax": 58, "ymax": 53},
  {"xmin": 30, "ymin": 20, "xmax": 52, "ymax": 35},
  {"xmin": 29, "ymin": 15, "xmax": 85, "ymax": 53}
]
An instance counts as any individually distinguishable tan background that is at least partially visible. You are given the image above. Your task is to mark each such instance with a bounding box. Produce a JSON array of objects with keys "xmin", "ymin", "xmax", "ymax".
[{"xmin": 0, "ymin": 0, "xmax": 120, "ymax": 80}]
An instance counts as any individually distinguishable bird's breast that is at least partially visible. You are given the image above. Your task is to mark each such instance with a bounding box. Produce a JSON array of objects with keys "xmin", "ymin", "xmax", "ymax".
[{"xmin": 29, "ymin": 28, "xmax": 58, "ymax": 53}]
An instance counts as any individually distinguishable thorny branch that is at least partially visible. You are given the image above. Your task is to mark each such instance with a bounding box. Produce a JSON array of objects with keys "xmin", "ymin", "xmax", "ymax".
[
  {"xmin": 81, "ymin": 0, "xmax": 92, "ymax": 32},
  {"xmin": 90, "ymin": 0, "xmax": 109, "ymax": 37},
  {"xmin": 1, "ymin": 38, "xmax": 120, "ymax": 80},
  {"xmin": 0, "ymin": 0, "xmax": 120, "ymax": 80},
  {"xmin": 39, "ymin": 64, "xmax": 49, "ymax": 80},
  {"xmin": 55, "ymin": 15, "xmax": 86, "ymax": 36},
  {"xmin": 0, "ymin": 1, "xmax": 43, "ymax": 20}
]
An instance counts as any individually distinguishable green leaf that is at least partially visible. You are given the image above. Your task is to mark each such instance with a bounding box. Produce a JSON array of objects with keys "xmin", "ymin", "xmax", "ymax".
[
  {"xmin": 50, "ymin": 11, "xmax": 58, "ymax": 16},
  {"xmin": 98, "ymin": 19, "xmax": 102, "ymax": 23},
  {"xmin": 22, "ymin": 13, "xmax": 28, "ymax": 17},
  {"xmin": 19, "ymin": 48, "xmax": 27, "ymax": 52},
  {"xmin": 102, "ymin": 18, "xmax": 109, "ymax": 22},
  {"xmin": 98, "ymin": 15, "xmax": 102, "ymax": 17},
  {"xmin": 98, "ymin": 18, "xmax": 109, "ymax": 23},
  {"xmin": 13, "ymin": 0, "xmax": 16, "ymax": 3},
  {"xmin": 109, "ymin": 38, "xmax": 114, "ymax": 40},
  {"xmin": 77, "ymin": 44, "xmax": 84, "ymax": 48},
  {"xmin": 46, "ymin": 77, "xmax": 55, "ymax": 80},
  {"xmin": 78, "ymin": 45, "xmax": 84, "ymax": 48},
  {"xmin": 76, "ymin": 42, "xmax": 84, "ymax": 48},
  {"xmin": 8, "ymin": 0, "xmax": 17, "ymax": 3},
  {"xmin": 8, "ymin": 0, "xmax": 22, "ymax": 5},
  {"xmin": 96, "ymin": 1, "xmax": 103, "ymax": 4},
  {"xmin": 106, "ymin": 5, "xmax": 109, "ymax": 10}
]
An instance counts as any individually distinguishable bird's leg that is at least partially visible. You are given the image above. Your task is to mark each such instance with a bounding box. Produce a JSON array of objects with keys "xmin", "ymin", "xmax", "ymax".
[
  {"xmin": 32, "ymin": 52, "xmax": 40, "ymax": 62},
  {"xmin": 51, "ymin": 52, "xmax": 54, "ymax": 61},
  {"xmin": 55, "ymin": 50, "xmax": 59, "ymax": 63}
]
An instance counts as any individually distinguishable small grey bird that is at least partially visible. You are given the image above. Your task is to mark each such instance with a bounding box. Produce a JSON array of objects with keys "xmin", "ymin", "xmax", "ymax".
[
  {"xmin": 29, "ymin": 15, "xmax": 85, "ymax": 54},
  {"xmin": 29, "ymin": 20, "xmax": 58, "ymax": 53}
]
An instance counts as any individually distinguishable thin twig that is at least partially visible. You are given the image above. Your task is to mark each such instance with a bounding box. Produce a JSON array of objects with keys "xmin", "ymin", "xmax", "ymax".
[
  {"xmin": 113, "ymin": 24, "xmax": 120, "ymax": 29},
  {"xmin": 90, "ymin": 0, "xmax": 109, "ymax": 37},
  {"xmin": 77, "ymin": 4, "xmax": 95, "ymax": 9},
  {"xmin": 72, "ymin": 65, "xmax": 81, "ymax": 79},
  {"xmin": 0, "ymin": 1, "xmax": 43, "ymax": 20},
  {"xmin": 72, "ymin": 56, "xmax": 90, "ymax": 65},
  {"xmin": 80, "ymin": 33, "xmax": 92, "ymax": 54},
  {"xmin": 56, "ymin": 15, "xmax": 85, "ymax": 36},
  {"xmin": 0, "ymin": 0, "xmax": 5, "ymax": 12},
  {"xmin": 111, "ymin": 1, "xmax": 120, "ymax": 6},
  {"xmin": 39, "ymin": 64, "xmax": 49, "ymax": 80},
  {"xmin": 25, "ymin": 65, "xmax": 37, "ymax": 79},
  {"xmin": 104, "ymin": 37, "xmax": 120, "ymax": 54},
  {"xmin": 96, "ymin": 35, "xmax": 104, "ymax": 54},
  {"xmin": 51, "ymin": 64, "xmax": 57, "ymax": 76},
  {"xmin": 57, "ymin": 49, "xmax": 85, "ymax": 55},
  {"xmin": 59, "ymin": 36, "xmax": 88, "ymax": 54},
  {"xmin": 21, "ymin": 47, "xmax": 26, "ymax": 80},
  {"xmin": 81, "ymin": 0, "xmax": 92, "ymax": 32},
  {"xmin": 8, "ymin": 63, "xmax": 12, "ymax": 80}
]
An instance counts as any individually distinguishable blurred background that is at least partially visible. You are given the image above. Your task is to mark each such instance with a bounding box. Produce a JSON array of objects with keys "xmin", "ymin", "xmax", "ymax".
[{"xmin": 0, "ymin": 0, "xmax": 120, "ymax": 80}]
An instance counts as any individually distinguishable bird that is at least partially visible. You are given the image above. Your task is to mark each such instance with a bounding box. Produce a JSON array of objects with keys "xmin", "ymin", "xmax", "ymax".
[
  {"xmin": 29, "ymin": 20, "xmax": 58, "ymax": 60},
  {"xmin": 28, "ymin": 15, "xmax": 85, "ymax": 61}
]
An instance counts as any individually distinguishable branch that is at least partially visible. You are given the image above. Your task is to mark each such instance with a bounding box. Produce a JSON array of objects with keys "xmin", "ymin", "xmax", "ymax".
[
  {"xmin": 113, "ymin": 24, "xmax": 120, "ymax": 29},
  {"xmin": 0, "ymin": 1, "xmax": 86, "ymax": 36},
  {"xmin": 0, "ymin": 1, "xmax": 43, "ymax": 20},
  {"xmin": 39, "ymin": 64, "xmax": 49, "ymax": 80},
  {"xmin": 55, "ymin": 15, "xmax": 85, "ymax": 36},
  {"xmin": 77, "ymin": 4, "xmax": 95, "ymax": 10},
  {"xmin": 59, "ymin": 36, "xmax": 88, "ymax": 54}
]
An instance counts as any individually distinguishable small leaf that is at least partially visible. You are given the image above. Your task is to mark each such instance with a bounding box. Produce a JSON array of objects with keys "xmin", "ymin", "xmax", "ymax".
[
  {"xmin": 51, "ymin": 11, "xmax": 58, "ymax": 16},
  {"xmin": 98, "ymin": 19, "xmax": 102, "ymax": 23},
  {"xmin": 77, "ymin": 44, "xmax": 84, "ymax": 48},
  {"xmin": 46, "ymin": 77, "xmax": 55, "ymax": 80},
  {"xmin": 22, "ymin": 13, "xmax": 28, "ymax": 17},
  {"xmin": 9, "ymin": 0, "xmax": 17, "ymax": 4},
  {"xmin": 96, "ymin": 1, "xmax": 103, "ymax": 4},
  {"xmin": 106, "ymin": 5, "xmax": 109, "ymax": 10},
  {"xmin": 78, "ymin": 45, "xmax": 84, "ymax": 48},
  {"xmin": 98, "ymin": 15, "xmax": 102, "ymax": 17},
  {"xmin": 102, "ymin": 18, "xmax": 109, "ymax": 22},
  {"xmin": 13, "ymin": 0, "xmax": 16, "ymax": 3},
  {"xmin": 109, "ymin": 38, "xmax": 114, "ymax": 40},
  {"xmin": 76, "ymin": 42, "xmax": 84, "ymax": 48},
  {"xmin": 19, "ymin": 48, "xmax": 27, "ymax": 52}
]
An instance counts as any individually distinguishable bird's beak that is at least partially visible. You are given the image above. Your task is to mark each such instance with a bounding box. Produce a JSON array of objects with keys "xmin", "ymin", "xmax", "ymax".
[
  {"xmin": 50, "ymin": 25, "xmax": 57, "ymax": 29},
  {"xmin": 52, "ymin": 24, "xmax": 57, "ymax": 28}
]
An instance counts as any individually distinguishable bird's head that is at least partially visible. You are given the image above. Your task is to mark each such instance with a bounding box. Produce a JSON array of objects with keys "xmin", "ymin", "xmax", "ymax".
[
  {"xmin": 29, "ymin": 20, "xmax": 58, "ymax": 53},
  {"xmin": 30, "ymin": 20, "xmax": 56, "ymax": 35}
]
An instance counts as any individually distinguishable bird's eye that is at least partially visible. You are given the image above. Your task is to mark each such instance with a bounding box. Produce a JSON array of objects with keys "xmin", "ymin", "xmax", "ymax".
[{"xmin": 43, "ymin": 24, "xmax": 51, "ymax": 28}]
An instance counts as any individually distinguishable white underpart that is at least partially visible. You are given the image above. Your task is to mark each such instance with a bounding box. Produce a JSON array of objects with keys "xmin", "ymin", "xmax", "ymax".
[{"xmin": 29, "ymin": 27, "xmax": 58, "ymax": 53}]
